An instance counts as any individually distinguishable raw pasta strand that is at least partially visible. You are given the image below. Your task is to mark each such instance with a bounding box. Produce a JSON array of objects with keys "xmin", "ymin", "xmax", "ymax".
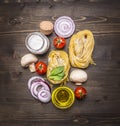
[
  {"xmin": 47, "ymin": 51, "xmax": 70, "ymax": 84},
  {"xmin": 69, "ymin": 30, "xmax": 95, "ymax": 68}
]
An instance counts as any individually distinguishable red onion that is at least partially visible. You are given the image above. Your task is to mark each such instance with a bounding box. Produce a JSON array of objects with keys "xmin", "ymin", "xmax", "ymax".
[
  {"xmin": 30, "ymin": 83, "xmax": 39, "ymax": 99},
  {"xmin": 54, "ymin": 16, "xmax": 75, "ymax": 38},
  {"xmin": 28, "ymin": 76, "xmax": 45, "ymax": 89},
  {"xmin": 39, "ymin": 81, "xmax": 51, "ymax": 92},
  {"xmin": 37, "ymin": 90, "xmax": 51, "ymax": 103},
  {"xmin": 28, "ymin": 76, "xmax": 51, "ymax": 103},
  {"xmin": 32, "ymin": 83, "xmax": 45, "ymax": 96},
  {"xmin": 33, "ymin": 82, "xmax": 50, "ymax": 96}
]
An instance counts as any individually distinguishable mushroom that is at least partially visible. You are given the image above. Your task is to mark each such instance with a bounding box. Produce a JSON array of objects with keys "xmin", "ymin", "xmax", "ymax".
[
  {"xmin": 70, "ymin": 69, "xmax": 88, "ymax": 84},
  {"xmin": 21, "ymin": 53, "xmax": 38, "ymax": 72}
]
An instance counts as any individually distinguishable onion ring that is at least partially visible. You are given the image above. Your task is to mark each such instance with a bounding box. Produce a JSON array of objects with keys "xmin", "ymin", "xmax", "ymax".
[
  {"xmin": 30, "ymin": 83, "xmax": 39, "ymax": 99},
  {"xmin": 32, "ymin": 83, "xmax": 45, "ymax": 96},
  {"xmin": 54, "ymin": 16, "xmax": 75, "ymax": 38},
  {"xmin": 37, "ymin": 90, "xmax": 51, "ymax": 103},
  {"xmin": 28, "ymin": 76, "xmax": 51, "ymax": 102},
  {"xmin": 28, "ymin": 76, "xmax": 45, "ymax": 89},
  {"xmin": 33, "ymin": 82, "xmax": 50, "ymax": 96}
]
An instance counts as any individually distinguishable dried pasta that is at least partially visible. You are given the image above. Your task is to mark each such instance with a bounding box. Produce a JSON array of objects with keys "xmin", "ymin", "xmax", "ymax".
[
  {"xmin": 69, "ymin": 30, "xmax": 95, "ymax": 68},
  {"xmin": 47, "ymin": 50, "xmax": 70, "ymax": 84}
]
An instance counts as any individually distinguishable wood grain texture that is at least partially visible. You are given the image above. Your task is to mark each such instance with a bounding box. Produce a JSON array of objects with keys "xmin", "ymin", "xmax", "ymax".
[{"xmin": 0, "ymin": 0, "xmax": 120, "ymax": 126}]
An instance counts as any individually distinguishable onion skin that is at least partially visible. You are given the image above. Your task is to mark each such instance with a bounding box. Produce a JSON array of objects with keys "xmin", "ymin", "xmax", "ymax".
[{"xmin": 70, "ymin": 69, "xmax": 87, "ymax": 83}]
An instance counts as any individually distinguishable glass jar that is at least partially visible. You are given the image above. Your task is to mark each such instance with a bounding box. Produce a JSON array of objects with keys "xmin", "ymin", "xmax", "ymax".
[{"xmin": 25, "ymin": 32, "xmax": 50, "ymax": 54}]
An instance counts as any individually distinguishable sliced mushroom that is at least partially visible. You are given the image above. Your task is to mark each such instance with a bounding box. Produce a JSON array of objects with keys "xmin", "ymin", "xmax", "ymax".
[{"xmin": 21, "ymin": 53, "xmax": 38, "ymax": 72}]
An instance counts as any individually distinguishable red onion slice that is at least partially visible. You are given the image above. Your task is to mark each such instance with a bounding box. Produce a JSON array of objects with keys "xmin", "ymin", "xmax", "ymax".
[
  {"xmin": 32, "ymin": 83, "xmax": 44, "ymax": 96},
  {"xmin": 28, "ymin": 76, "xmax": 51, "ymax": 100},
  {"xmin": 37, "ymin": 90, "xmax": 51, "ymax": 103},
  {"xmin": 28, "ymin": 76, "xmax": 45, "ymax": 89},
  {"xmin": 39, "ymin": 81, "xmax": 51, "ymax": 92},
  {"xmin": 30, "ymin": 83, "xmax": 39, "ymax": 99},
  {"xmin": 33, "ymin": 82, "xmax": 50, "ymax": 96},
  {"xmin": 42, "ymin": 81, "xmax": 51, "ymax": 92},
  {"xmin": 54, "ymin": 16, "xmax": 75, "ymax": 38}
]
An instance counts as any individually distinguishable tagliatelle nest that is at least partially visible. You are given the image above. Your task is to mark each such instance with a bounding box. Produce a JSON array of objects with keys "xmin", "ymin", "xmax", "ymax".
[
  {"xmin": 47, "ymin": 50, "xmax": 70, "ymax": 84},
  {"xmin": 69, "ymin": 30, "xmax": 96, "ymax": 68}
]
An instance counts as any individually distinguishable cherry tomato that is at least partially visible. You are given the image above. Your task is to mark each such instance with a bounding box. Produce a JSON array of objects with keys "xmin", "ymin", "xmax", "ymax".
[
  {"xmin": 53, "ymin": 37, "xmax": 66, "ymax": 49},
  {"xmin": 74, "ymin": 86, "xmax": 87, "ymax": 100},
  {"xmin": 35, "ymin": 62, "xmax": 47, "ymax": 75}
]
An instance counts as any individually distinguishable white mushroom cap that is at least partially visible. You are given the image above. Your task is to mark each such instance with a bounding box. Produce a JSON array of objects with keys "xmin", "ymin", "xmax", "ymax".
[{"xmin": 21, "ymin": 53, "xmax": 38, "ymax": 67}]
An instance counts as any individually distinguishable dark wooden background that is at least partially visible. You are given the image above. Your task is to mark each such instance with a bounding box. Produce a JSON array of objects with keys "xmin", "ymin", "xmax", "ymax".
[{"xmin": 0, "ymin": 0, "xmax": 120, "ymax": 126}]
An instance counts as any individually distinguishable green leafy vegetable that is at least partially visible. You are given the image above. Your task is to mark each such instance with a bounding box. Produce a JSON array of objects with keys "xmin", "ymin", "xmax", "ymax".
[
  {"xmin": 49, "ymin": 66, "xmax": 65, "ymax": 81},
  {"xmin": 57, "ymin": 72, "xmax": 65, "ymax": 77},
  {"xmin": 50, "ymin": 66, "xmax": 64, "ymax": 76},
  {"xmin": 49, "ymin": 75, "xmax": 63, "ymax": 81}
]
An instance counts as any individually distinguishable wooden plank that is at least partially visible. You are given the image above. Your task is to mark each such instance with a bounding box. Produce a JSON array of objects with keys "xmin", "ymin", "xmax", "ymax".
[
  {"xmin": 0, "ymin": 0, "xmax": 120, "ymax": 126},
  {"xmin": 0, "ymin": 1, "xmax": 120, "ymax": 34}
]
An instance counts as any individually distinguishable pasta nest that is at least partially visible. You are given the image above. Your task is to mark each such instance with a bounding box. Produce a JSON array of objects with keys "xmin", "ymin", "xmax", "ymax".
[
  {"xmin": 69, "ymin": 30, "xmax": 96, "ymax": 68},
  {"xmin": 47, "ymin": 50, "xmax": 70, "ymax": 84}
]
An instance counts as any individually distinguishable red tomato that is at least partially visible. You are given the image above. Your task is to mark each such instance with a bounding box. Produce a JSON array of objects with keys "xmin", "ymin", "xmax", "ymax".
[
  {"xmin": 53, "ymin": 37, "xmax": 66, "ymax": 49},
  {"xmin": 74, "ymin": 86, "xmax": 87, "ymax": 100},
  {"xmin": 35, "ymin": 62, "xmax": 47, "ymax": 75}
]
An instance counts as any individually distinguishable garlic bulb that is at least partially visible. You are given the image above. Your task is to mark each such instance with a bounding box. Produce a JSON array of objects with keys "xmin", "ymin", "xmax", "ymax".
[{"xmin": 70, "ymin": 69, "xmax": 87, "ymax": 83}]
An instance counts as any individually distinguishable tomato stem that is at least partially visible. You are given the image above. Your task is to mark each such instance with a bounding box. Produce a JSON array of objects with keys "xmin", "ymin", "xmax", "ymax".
[
  {"xmin": 39, "ymin": 65, "xmax": 42, "ymax": 70},
  {"xmin": 57, "ymin": 39, "xmax": 61, "ymax": 44}
]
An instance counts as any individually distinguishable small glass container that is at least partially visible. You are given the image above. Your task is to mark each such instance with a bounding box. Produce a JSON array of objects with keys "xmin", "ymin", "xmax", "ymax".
[
  {"xmin": 52, "ymin": 86, "xmax": 75, "ymax": 109},
  {"xmin": 25, "ymin": 32, "xmax": 50, "ymax": 54}
]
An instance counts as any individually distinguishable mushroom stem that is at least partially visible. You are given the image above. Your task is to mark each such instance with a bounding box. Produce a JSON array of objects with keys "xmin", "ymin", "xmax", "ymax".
[
  {"xmin": 75, "ymin": 82, "xmax": 82, "ymax": 86},
  {"xmin": 29, "ymin": 63, "xmax": 36, "ymax": 72}
]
